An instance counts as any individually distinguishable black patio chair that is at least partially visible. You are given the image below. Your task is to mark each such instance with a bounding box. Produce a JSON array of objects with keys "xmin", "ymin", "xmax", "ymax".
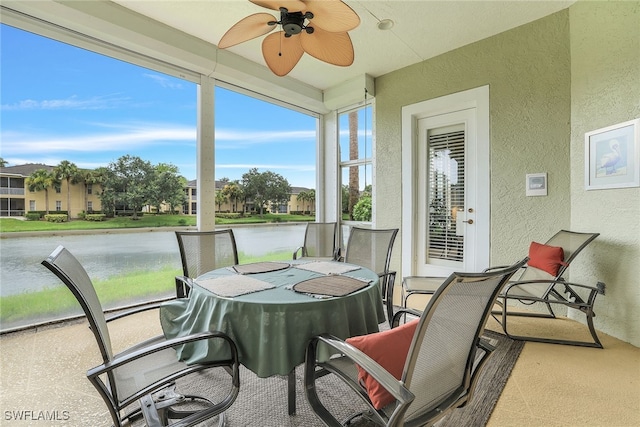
[
  {"xmin": 175, "ymin": 229, "xmax": 239, "ymax": 298},
  {"xmin": 42, "ymin": 245, "xmax": 240, "ymax": 427},
  {"xmin": 490, "ymin": 230, "xmax": 603, "ymax": 348},
  {"xmin": 293, "ymin": 222, "xmax": 339, "ymax": 261},
  {"xmin": 343, "ymin": 227, "xmax": 399, "ymax": 325},
  {"xmin": 304, "ymin": 258, "xmax": 527, "ymax": 427}
]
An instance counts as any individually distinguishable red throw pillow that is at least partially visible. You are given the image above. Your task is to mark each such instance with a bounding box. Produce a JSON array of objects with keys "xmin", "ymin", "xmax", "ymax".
[
  {"xmin": 346, "ymin": 319, "xmax": 419, "ymax": 410},
  {"xmin": 528, "ymin": 241, "xmax": 566, "ymax": 276}
]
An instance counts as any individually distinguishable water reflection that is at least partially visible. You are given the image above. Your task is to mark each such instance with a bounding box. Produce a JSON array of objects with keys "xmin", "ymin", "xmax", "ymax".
[{"xmin": 0, "ymin": 224, "xmax": 306, "ymax": 297}]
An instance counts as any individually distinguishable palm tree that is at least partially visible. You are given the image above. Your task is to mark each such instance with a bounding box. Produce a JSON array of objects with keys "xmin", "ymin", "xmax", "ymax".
[
  {"xmin": 76, "ymin": 169, "xmax": 100, "ymax": 214},
  {"xmin": 26, "ymin": 169, "xmax": 58, "ymax": 214},
  {"xmin": 348, "ymin": 111, "xmax": 359, "ymax": 220},
  {"xmin": 53, "ymin": 160, "xmax": 79, "ymax": 219},
  {"xmin": 306, "ymin": 189, "xmax": 316, "ymax": 213},
  {"xmin": 297, "ymin": 190, "xmax": 308, "ymax": 213},
  {"xmin": 215, "ymin": 190, "xmax": 228, "ymax": 212},
  {"xmin": 0, "ymin": 158, "xmax": 7, "ymax": 168},
  {"xmin": 222, "ymin": 182, "xmax": 242, "ymax": 213}
]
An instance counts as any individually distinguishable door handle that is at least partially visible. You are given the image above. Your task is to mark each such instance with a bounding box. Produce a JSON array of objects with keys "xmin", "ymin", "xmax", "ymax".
[{"xmin": 463, "ymin": 219, "xmax": 474, "ymax": 224}]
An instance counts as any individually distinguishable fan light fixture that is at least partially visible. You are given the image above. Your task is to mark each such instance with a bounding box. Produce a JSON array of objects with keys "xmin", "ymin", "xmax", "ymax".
[{"xmin": 218, "ymin": 0, "xmax": 360, "ymax": 77}]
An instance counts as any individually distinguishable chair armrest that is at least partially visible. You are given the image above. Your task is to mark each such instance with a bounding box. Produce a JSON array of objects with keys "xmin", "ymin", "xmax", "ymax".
[
  {"xmin": 293, "ymin": 246, "xmax": 303, "ymax": 260},
  {"xmin": 175, "ymin": 275, "xmax": 192, "ymax": 298},
  {"xmin": 105, "ymin": 300, "xmax": 172, "ymax": 323},
  {"xmin": 391, "ymin": 308, "xmax": 423, "ymax": 327},
  {"xmin": 309, "ymin": 333, "xmax": 415, "ymax": 407},
  {"xmin": 484, "ymin": 264, "xmax": 524, "ymax": 273},
  {"xmin": 87, "ymin": 330, "xmax": 238, "ymax": 378},
  {"xmin": 503, "ymin": 279, "xmax": 601, "ymax": 308}
]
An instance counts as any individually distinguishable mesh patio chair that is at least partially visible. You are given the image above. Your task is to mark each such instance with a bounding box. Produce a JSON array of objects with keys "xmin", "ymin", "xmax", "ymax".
[
  {"xmin": 42, "ymin": 245, "xmax": 240, "ymax": 427},
  {"xmin": 490, "ymin": 230, "xmax": 603, "ymax": 348},
  {"xmin": 175, "ymin": 229, "xmax": 239, "ymax": 298},
  {"xmin": 304, "ymin": 258, "xmax": 527, "ymax": 427},
  {"xmin": 344, "ymin": 227, "xmax": 399, "ymax": 325},
  {"xmin": 293, "ymin": 222, "xmax": 339, "ymax": 261}
]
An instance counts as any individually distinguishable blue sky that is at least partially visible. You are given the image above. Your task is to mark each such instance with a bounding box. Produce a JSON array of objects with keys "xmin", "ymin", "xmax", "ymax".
[{"xmin": 0, "ymin": 24, "xmax": 318, "ymax": 188}]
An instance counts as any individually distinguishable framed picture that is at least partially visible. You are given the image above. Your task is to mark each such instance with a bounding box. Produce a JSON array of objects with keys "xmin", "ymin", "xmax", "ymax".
[
  {"xmin": 526, "ymin": 173, "xmax": 547, "ymax": 196},
  {"xmin": 585, "ymin": 118, "xmax": 640, "ymax": 190}
]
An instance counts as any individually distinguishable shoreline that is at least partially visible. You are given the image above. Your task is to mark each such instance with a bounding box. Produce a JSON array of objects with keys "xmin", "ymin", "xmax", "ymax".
[{"xmin": 0, "ymin": 221, "xmax": 305, "ymax": 239}]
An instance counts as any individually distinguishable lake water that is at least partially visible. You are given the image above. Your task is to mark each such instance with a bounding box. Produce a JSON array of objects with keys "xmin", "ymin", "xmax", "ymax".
[{"xmin": 0, "ymin": 224, "xmax": 306, "ymax": 297}]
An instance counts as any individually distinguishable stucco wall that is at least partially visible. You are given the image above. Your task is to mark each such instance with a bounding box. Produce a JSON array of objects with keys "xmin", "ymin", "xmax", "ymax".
[
  {"xmin": 375, "ymin": 12, "xmax": 571, "ymax": 278},
  {"xmin": 569, "ymin": 1, "xmax": 640, "ymax": 345},
  {"xmin": 375, "ymin": 3, "xmax": 640, "ymax": 346}
]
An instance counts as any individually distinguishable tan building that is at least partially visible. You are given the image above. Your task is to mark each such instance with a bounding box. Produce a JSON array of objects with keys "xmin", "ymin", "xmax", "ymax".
[
  {"xmin": 0, "ymin": 163, "xmax": 102, "ymax": 218},
  {"xmin": 1, "ymin": 164, "xmax": 311, "ymax": 218},
  {"xmin": 183, "ymin": 179, "xmax": 313, "ymax": 215}
]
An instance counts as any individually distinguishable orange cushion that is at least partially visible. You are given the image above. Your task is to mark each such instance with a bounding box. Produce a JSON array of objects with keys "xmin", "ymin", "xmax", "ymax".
[
  {"xmin": 528, "ymin": 241, "xmax": 566, "ymax": 276},
  {"xmin": 346, "ymin": 319, "xmax": 419, "ymax": 409}
]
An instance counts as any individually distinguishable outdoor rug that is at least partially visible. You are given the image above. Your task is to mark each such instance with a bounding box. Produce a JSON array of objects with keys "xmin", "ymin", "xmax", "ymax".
[{"xmin": 166, "ymin": 329, "xmax": 524, "ymax": 426}]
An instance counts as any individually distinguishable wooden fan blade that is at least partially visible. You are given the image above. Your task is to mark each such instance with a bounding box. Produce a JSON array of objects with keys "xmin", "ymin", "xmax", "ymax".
[
  {"xmin": 250, "ymin": 0, "xmax": 306, "ymax": 12},
  {"xmin": 218, "ymin": 13, "xmax": 277, "ymax": 49},
  {"xmin": 302, "ymin": 0, "xmax": 360, "ymax": 32},
  {"xmin": 301, "ymin": 26, "xmax": 354, "ymax": 66},
  {"xmin": 262, "ymin": 32, "xmax": 304, "ymax": 76}
]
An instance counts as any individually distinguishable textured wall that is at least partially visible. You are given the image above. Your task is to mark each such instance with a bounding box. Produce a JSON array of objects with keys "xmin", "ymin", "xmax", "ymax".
[
  {"xmin": 569, "ymin": 1, "xmax": 640, "ymax": 345},
  {"xmin": 375, "ymin": 12, "xmax": 572, "ymax": 277}
]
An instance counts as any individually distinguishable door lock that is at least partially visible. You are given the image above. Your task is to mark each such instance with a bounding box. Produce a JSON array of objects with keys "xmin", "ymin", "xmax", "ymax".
[{"xmin": 463, "ymin": 219, "xmax": 474, "ymax": 224}]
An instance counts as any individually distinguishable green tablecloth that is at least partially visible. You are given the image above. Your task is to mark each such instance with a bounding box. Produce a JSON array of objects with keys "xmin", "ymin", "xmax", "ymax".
[{"xmin": 160, "ymin": 261, "xmax": 385, "ymax": 378}]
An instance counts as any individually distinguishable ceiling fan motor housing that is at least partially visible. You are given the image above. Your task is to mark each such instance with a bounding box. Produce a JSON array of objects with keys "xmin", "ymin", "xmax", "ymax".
[{"xmin": 280, "ymin": 9, "xmax": 313, "ymax": 36}]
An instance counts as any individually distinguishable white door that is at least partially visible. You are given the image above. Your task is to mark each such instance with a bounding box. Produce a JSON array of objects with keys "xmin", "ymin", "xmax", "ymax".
[{"xmin": 402, "ymin": 86, "xmax": 490, "ymax": 277}]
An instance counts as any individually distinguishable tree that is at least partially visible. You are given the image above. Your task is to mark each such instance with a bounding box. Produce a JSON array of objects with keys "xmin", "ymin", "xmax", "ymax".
[
  {"xmin": 222, "ymin": 181, "xmax": 242, "ymax": 213},
  {"xmin": 166, "ymin": 175, "xmax": 188, "ymax": 213},
  {"xmin": 93, "ymin": 167, "xmax": 114, "ymax": 216},
  {"xmin": 215, "ymin": 190, "xmax": 228, "ymax": 212},
  {"xmin": 53, "ymin": 160, "xmax": 79, "ymax": 219},
  {"xmin": 0, "ymin": 158, "xmax": 7, "ymax": 167},
  {"xmin": 305, "ymin": 189, "xmax": 316, "ymax": 213},
  {"xmin": 348, "ymin": 110, "xmax": 359, "ymax": 220},
  {"xmin": 297, "ymin": 189, "xmax": 315, "ymax": 213},
  {"xmin": 242, "ymin": 168, "xmax": 291, "ymax": 215},
  {"xmin": 101, "ymin": 155, "xmax": 154, "ymax": 219},
  {"xmin": 352, "ymin": 195, "xmax": 372, "ymax": 222},
  {"xmin": 297, "ymin": 190, "xmax": 308, "ymax": 213},
  {"xmin": 26, "ymin": 169, "xmax": 59, "ymax": 214},
  {"xmin": 148, "ymin": 163, "xmax": 186, "ymax": 214},
  {"xmin": 75, "ymin": 169, "xmax": 101, "ymax": 213}
]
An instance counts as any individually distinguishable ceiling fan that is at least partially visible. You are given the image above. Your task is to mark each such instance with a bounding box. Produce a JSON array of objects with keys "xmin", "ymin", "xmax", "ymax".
[{"xmin": 218, "ymin": 0, "xmax": 360, "ymax": 77}]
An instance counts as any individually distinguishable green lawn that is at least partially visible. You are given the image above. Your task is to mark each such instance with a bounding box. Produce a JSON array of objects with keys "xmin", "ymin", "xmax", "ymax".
[
  {"xmin": 0, "ymin": 250, "xmax": 292, "ymax": 325},
  {"xmin": 0, "ymin": 213, "xmax": 315, "ymax": 233},
  {"xmin": 0, "ymin": 213, "xmax": 313, "ymax": 327}
]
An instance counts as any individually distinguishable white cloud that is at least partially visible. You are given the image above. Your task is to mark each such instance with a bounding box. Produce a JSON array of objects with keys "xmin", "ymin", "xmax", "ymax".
[
  {"xmin": 216, "ymin": 164, "xmax": 315, "ymax": 171},
  {"xmin": 215, "ymin": 129, "xmax": 316, "ymax": 148},
  {"xmin": 143, "ymin": 73, "xmax": 183, "ymax": 89},
  {"xmin": 0, "ymin": 123, "xmax": 196, "ymax": 154},
  {"xmin": 1, "ymin": 123, "xmax": 314, "ymax": 155},
  {"xmin": 1, "ymin": 94, "xmax": 131, "ymax": 111}
]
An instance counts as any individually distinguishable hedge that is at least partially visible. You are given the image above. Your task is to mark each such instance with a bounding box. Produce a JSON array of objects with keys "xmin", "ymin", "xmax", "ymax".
[{"xmin": 44, "ymin": 214, "xmax": 68, "ymax": 223}]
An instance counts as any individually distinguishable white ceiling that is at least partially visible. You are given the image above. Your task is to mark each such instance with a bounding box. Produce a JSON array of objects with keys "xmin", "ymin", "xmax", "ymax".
[{"xmin": 113, "ymin": 0, "xmax": 576, "ymax": 91}]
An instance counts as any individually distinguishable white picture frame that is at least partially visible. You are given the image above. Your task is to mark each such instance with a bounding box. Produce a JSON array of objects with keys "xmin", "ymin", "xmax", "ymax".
[
  {"xmin": 526, "ymin": 173, "xmax": 547, "ymax": 196},
  {"xmin": 585, "ymin": 118, "xmax": 640, "ymax": 190}
]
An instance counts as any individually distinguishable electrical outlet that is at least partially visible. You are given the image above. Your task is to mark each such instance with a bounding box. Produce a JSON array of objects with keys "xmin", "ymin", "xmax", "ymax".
[{"xmin": 596, "ymin": 281, "xmax": 606, "ymax": 295}]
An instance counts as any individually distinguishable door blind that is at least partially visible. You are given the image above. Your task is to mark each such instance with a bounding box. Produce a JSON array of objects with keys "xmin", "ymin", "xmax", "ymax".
[{"xmin": 427, "ymin": 128, "xmax": 465, "ymax": 262}]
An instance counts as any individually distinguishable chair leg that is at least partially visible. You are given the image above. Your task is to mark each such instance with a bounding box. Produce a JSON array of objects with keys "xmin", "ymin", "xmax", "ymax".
[{"xmin": 496, "ymin": 299, "xmax": 603, "ymax": 348}]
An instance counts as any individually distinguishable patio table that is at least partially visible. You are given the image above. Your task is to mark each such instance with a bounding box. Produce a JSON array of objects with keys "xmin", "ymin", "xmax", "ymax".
[{"xmin": 159, "ymin": 259, "xmax": 385, "ymax": 414}]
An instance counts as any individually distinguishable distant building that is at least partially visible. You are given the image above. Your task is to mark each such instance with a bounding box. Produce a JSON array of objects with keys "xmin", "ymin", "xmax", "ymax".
[
  {"xmin": 0, "ymin": 163, "xmax": 102, "ymax": 217},
  {"xmin": 1, "ymin": 164, "xmax": 312, "ymax": 217}
]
